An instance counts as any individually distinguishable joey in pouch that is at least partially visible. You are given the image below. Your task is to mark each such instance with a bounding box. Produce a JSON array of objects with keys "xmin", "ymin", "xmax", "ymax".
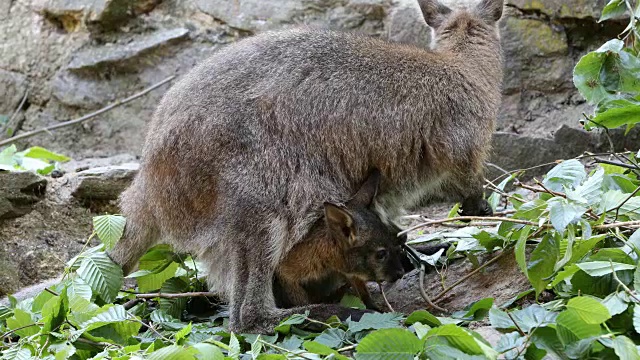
[{"xmin": 110, "ymin": 0, "xmax": 505, "ymax": 333}]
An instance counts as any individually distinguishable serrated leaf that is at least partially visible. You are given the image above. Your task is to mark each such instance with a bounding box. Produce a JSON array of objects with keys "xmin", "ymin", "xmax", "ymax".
[
  {"xmin": 5, "ymin": 309, "xmax": 38, "ymax": 338},
  {"xmin": 159, "ymin": 277, "xmax": 189, "ymax": 319},
  {"xmin": 77, "ymin": 252, "xmax": 123, "ymax": 303},
  {"xmin": 92, "ymin": 215, "xmax": 126, "ymax": 250},
  {"xmin": 423, "ymin": 324, "xmax": 494, "ymax": 357},
  {"xmin": 147, "ymin": 345, "xmax": 196, "ymax": 360},
  {"xmin": 602, "ymin": 292, "xmax": 630, "ymax": 316},
  {"xmin": 548, "ymin": 198, "xmax": 587, "ymax": 233},
  {"xmin": 566, "ymin": 296, "xmax": 611, "ymax": 324},
  {"xmin": 229, "ymin": 333, "xmax": 241, "ymax": 359},
  {"xmin": 543, "ymin": 160, "xmax": 586, "ymax": 192},
  {"xmin": 0, "ymin": 348, "xmax": 33, "ymax": 360},
  {"xmin": 611, "ymin": 335, "xmax": 640, "ymax": 360},
  {"xmin": 405, "ymin": 310, "xmax": 442, "ymax": 327},
  {"xmin": 192, "ymin": 343, "xmax": 224, "ymax": 360},
  {"xmin": 315, "ymin": 328, "xmax": 346, "ymax": 349},
  {"xmin": 355, "ymin": 328, "xmax": 422, "ymax": 360},
  {"xmin": 528, "ymin": 234, "xmax": 559, "ymax": 296},
  {"xmin": 347, "ymin": 312, "xmax": 403, "ymax": 333},
  {"xmin": 304, "ymin": 341, "xmax": 349, "ymax": 360},
  {"xmin": 175, "ymin": 322, "xmax": 192, "ymax": 344},
  {"xmin": 556, "ymin": 310, "xmax": 602, "ymax": 345},
  {"xmin": 576, "ymin": 261, "xmax": 636, "ymax": 276}
]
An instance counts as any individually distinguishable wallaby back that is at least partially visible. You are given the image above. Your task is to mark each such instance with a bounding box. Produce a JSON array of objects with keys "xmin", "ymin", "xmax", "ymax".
[{"xmin": 110, "ymin": 0, "xmax": 505, "ymax": 333}]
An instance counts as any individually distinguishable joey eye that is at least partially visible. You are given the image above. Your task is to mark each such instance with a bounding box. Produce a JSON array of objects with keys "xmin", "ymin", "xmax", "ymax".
[{"xmin": 375, "ymin": 249, "xmax": 388, "ymax": 261}]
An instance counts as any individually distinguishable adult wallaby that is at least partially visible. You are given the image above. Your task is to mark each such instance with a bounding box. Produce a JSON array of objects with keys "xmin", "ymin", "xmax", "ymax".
[
  {"xmin": 273, "ymin": 169, "xmax": 406, "ymax": 312},
  {"xmin": 110, "ymin": 0, "xmax": 504, "ymax": 333}
]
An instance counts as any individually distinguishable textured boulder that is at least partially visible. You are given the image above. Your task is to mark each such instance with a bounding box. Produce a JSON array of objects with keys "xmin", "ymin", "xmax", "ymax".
[
  {"xmin": 196, "ymin": 0, "xmax": 390, "ymax": 34},
  {"xmin": 507, "ymin": 0, "xmax": 608, "ymax": 19},
  {"xmin": 33, "ymin": 0, "xmax": 161, "ymax": 31},
  {"xmin": 0, "ymin": 171, "xmax": 47, "ymax": 220},
  {"xmin": 70, "ymin": 163, "xmax": 139, "ymax": 203}
]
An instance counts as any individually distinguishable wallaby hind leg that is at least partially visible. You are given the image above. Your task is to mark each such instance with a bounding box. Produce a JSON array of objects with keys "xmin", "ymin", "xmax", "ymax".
[{"xmin": 230, "ymin": 239, "xmax": 371, "ymax": 334}]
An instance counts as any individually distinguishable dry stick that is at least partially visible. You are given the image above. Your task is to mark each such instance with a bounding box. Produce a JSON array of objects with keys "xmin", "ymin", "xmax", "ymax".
[
  {"xmin": 7, "ymin": 90, "xmax": 29, "ymax": 127},
  {"xmin": 593, "ymin": 158, "xmax": 640, "ymax": 170},
  {"xmin": 1, "ymin": 323, "xmax": 42, "ymax": 339},
  {"xmin": 612, "ymin": 186, "xmax": 640, "ymax": 221},
  {"xmin": 431, "ymin": 249, "xmax": 511, "ymax": 304},
  {"xmin": 0, "ymin": 76, "xmax": 176, "ymax": 148},
  {"xmin": 378, "ymin": 283, "xmax": 395, "ymax": 312},
  {"xmin": 398, "ymin": 216, "xmax": 551, "ymax": 236},
  {"xmin": 610, "ymin": 261, "xmax": 640, "ymax": 304},
  {"xmin": 418, "ymin": 265, "xmax": 447, "ymax": 312},
  {"xmin": 134, "ymin": 291, "xmax": 217, "ymax": 299},
  {"xmin": 507, "ymin": 311, "xmax": 526, "ymax": 336}
]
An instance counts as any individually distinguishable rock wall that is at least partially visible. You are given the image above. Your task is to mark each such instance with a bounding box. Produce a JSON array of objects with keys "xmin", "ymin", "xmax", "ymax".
[{"xmin": 0, "ymin": 0, "xmax": 633, "ymax": 293}]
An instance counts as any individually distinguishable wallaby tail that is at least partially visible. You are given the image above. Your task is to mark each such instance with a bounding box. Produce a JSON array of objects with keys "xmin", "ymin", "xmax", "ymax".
[{"xmin": 109, "ymin": 180, "xmax": 159, "ymax": 275}]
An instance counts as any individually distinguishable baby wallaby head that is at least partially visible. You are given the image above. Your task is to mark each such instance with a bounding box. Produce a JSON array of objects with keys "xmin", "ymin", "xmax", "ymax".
[
  {"xmin": 324, "ymin": 169, "xmax": 406, "ymax": 283},
  {"xmin": 418, "ymin": 0, "xmax": 504, "ymax": 44}
]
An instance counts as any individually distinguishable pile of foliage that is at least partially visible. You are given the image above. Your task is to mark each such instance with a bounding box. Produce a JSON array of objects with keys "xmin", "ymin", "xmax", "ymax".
[{"xmin": 4, "ymin": 0, "xmax": 640, "ymax": 358}]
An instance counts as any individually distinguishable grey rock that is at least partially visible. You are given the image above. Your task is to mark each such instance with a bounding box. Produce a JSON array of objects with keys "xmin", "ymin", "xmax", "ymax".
[
  {"xmin": 507, "ymin": 0, "xmax": 608, "ymax": 19},
  {"xmin": 0, "ymin": 0, "xmax": 11, "ymax": 19},
  {"xmin": 0, "ymin": 171, "xmax": 47, "ymax": 220},
  {"xmin": 488, "ymin": 132, "xmax": 560, "ymax": 178},
  {"xmin": 386, "ymin": 0, "xmax": 431, "ymax": 48},
  {"xmin": 196, "ymin": 0, "xmax": 389, "ymax": 34},
  {"xmin": 0, "ymin": 69, "xmax": 27, "ymax": 115},
  {"xmin": 51, "ymin": 71, "xmax": 128, "ymax": 108},
  {"xmin": 67, "ymin": 28, "xmax": 190, "ymax": 71},
  {"xmin": 33, "ymin": 0, "xmax": 161, "ymax": 30},
  {"xmin": 71, "ymin": 163, "xmax": 139, "ymax": 202}
]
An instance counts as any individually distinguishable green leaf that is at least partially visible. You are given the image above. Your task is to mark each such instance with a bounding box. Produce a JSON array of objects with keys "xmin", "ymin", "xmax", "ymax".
[
  {"xmin": 634, "ymin": 304, "xmax": 640, "ymax": 335},
  {"xmin": 340, "ymin": 294, "xmax": 366, "ymax": 310},
  {"xmin": 515, "ymin": 226, "xmax": 531, "ymax": 278},
  {"xmin": 576, "ymin": 261, "xmax": 636, "ymax": 276},
  {"xmin": 547, "ymin": 198, "xmax": 587, "ymax": 233},
  {"xmin": 611, "ymin": 335, "xmax": 640, "ymax": 360},
  {"xmin": 514, "ymin": 200, "xmax": 547, "ymax": 220},
  {"xmin": 5, "ymin": 308, "xmax": 38, "ymax": 338},
  {"xmin": 304, "ymin": 341, "xmax": 349, "ymax": 360},
  {"xmin": 315, "ymin": 328, "xmax": 346, "ymax": 349},
  {"xmin": 0, "ymin": 348, "xmax": 33, "ymax": 360},
  {"xmin": 423, "ymin": 324, "xmax": 494, "ymax": 357},
  {"xmin": 0, "ymin": 145, "xmax": 17, "ymax": 168},
  {"xmin": 566, "ymin": 296, "xmax": 611, "ymax": 324},
  {"xmin": 192, "ymin": 343, "xmax": 224, "ymax": 360},
  {"xmin": 602, "ymin": 292, "xmax": 630, "ymax": 316},
  {"xmin": 347, "ymin": 312, "xmax": 403, "ymax": 333},
  {"xmin": 600, "ymin": 0, "xmax": 627, "ymax": 21},
  {"xmin": 452, "ymin": 298, "xmax": 493, "ymax": 321},
  {"xmin": 77, "ymin": 252, "xmax": 124, "ymax": 303},
  {"xmin": 159, "ymin": 277, "xmax": 189, "ymax": 319},
  {"xmin": 527, "ymin": 234, "xmax": 559, "ymax": 296},
  {"xmin": 555, "ymin": 310, "xmax": 602, "ymax": 345},
  {"xmin": 18, "ymin": 147, "xmax": 70, "ymax": 162},
  {"xmin": 175, "ymin": 322, "xmax": 192, "ymax": 344},
  {"xmin": 136, "ymin": 262, "xmax": 180, "ymax": 293},
  {"xmin": 355, "ymin": 328, "xmax": 422, "ymax": 360},
  {"xmin": 41, "ymin": 290, "xmax": 69, "ymax": 335},
  {"xmin": 229, "ymin": 333, "xmax": 241, "ymax": 359},
  {"xmin": 489, "ymin": 305, "xmax": 557, "ymax": 332},
  {"xmin": 543, "ymin": 159, "xmax": 586, "ymax": 192},
  {"xmin": 92, "ymin": 215, "xmax": 126, "ymax": 250},
  {"xmin": 405, "ymin": 310, "xmax": 442, "ymax": 327},
  {"xmin": 148, "ymin": 345, "xmax": 196, "ymax": 360},
  {"xmin": 590, "ymin": 104, "xmax": 640, "ymax": 129}
]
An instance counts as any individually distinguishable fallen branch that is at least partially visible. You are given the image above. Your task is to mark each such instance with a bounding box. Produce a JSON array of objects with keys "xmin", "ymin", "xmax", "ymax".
[
  {"xmin": 378, "ymin": 283, "xmax": 395, "ymax": 313},
  {"xmin": 134, "ymin": 291, "xmax": 217, "ymax": 299},
  {"xmin": 431, "ymin": 248, "xmax": 511, "ymax": 304},
  {"xmin": 419, "ymin": 265, "xmax": 447, "ymax": 312},
  {"xmin": 0, "ymin": 76, "xmax": 176, "ymax": 148}
]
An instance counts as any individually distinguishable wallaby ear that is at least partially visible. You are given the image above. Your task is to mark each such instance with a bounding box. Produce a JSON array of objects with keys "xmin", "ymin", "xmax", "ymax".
[
  {"xmin": 347, "ymin": 169, "xmax": 381, "ymax": 208},
  {"xmin": 324, "ymin": 202, "xmax": 358, "ymax": 247},
  {"xmin": 417, "ymin": 0, "xmax": 452, "ymax": 28},
  {"xmin": 475, "ymin": 0, "xmax": 503, "ymax": 22}
]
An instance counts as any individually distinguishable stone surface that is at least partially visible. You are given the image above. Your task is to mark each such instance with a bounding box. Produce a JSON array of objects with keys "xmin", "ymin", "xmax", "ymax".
[
  {"xmin": 33, "ymin": 0, "xmax": 161, "ymax": 31},
  {"xmin": 0, "ymin": 69, "xmax": 28, "ymax": 115},
  {"xmin": 71, "ymin": 163, "xmax": 139, "ymax": 202},
  {"xmin": 386, "ymin": 0, "xmax": 431, "ymax": 48},
  {"xmin": 196, "ymin": 0, "xmax": 390, "ymax": 34},
  {"xmin": 507, "ymin": 0, "xmax": 608, "ymax": 19},
  {"xmin": 0, "ymin": 171, "xmax": 47, "ymax": 220},
  {"xmin": 67, "ymin": 28, "xmax": 190, "ymax": 71}
]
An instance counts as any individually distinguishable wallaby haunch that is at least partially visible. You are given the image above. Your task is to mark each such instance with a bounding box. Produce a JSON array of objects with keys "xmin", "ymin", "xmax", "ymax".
[
  {"xmin": 273, "ymin": 169, "xmax": 406, "ymax": 311},
  {"xmin": 110, "ymin": 0, "xmax": 505, "ymax": 333}
]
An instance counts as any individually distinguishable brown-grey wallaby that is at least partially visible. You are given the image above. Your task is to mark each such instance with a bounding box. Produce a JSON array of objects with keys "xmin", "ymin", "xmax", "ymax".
[{"xmin": 110, "ymin": 0, "xmax": 504, "ymax": 333}]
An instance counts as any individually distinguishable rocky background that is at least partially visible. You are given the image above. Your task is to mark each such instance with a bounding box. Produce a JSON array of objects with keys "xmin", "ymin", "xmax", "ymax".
[{"xmin": 0, "ymin": 0, "xmax": 632, "ymax": 296}]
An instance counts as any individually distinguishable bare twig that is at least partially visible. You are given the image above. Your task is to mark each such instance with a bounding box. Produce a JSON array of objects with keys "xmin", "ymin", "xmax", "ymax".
[
  {"xmin": 1, "ymin": 323, "xmax": 42, "ymax": 339},
  {"xmin": 3, "ymin": 90, "xmax": 29, "ymax": 138},
  {"xmin": 378, "ymin": 283, "xmax": 395, "ymax": 312},
  {"xmin": 44, "ymin": 288, "xmax": 59, "ymax": 297},
  {"xmin": 0, "ymin": 76, "xmax": 176, "ymax": 148},
  {"xmin": 134, "ymin": 291, "xmax": 217, "ymax": 299},
  {"xmin": 419, "ymin": 265, "xmax": 447, "ymax": 312},
  {"xmin": 258, "ymin": 339, "xmax": 315, "ymax": 360},
  {"xmin": 612, "ymin": 186, "xmax": 640, "ymax": 221},
  {"xmin": 507, "ymin": 311, "xmax": 525, "ymax": 336},
  {"xmin": 610, "ymin": 261, "xmax": 640, "ymax": 304},
  {"xmin": 432, "ymin": 249, "xmax": 511, "ymax": 304},
  {"xmin": 398, "ymin": 216, "xmax": 550, "ymax": 236},
  {"xmin": 337, "ymin": 344, "xmax": 357, "ymax": 352},
  {"xmin": 593, "ymin": 158, "xmax": 640, "ymax": 170}
]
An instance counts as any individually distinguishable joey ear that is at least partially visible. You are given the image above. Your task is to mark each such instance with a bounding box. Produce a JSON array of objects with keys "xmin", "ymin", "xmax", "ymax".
[
  {"xmin": 347, "ymin": 168, "xmax": 381, "ymax": 208},
  {"xmin": 475, "ymin": 0, "xmax": 503, "ymax": 22},
  {"xmin": 417, "ymin": 0, "xmax": 452, "ymax": 28},
  {"xmin": 324, "ymin": 202, "xmax": 357, "ymax": 246}
]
